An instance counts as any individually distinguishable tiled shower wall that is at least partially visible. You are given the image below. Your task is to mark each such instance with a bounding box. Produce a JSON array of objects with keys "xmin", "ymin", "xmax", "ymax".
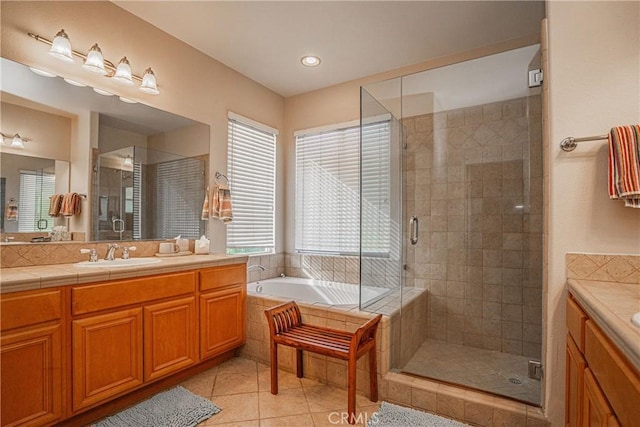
[{"xmin": 403, "ymin": 95, "xmax": 543, "ymax": 358}]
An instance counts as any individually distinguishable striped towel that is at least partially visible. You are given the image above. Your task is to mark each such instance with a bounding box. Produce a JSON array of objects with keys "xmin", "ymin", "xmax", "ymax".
[
  {"xmin": 608, "ymin": 125, "xmax": 640, "ymax": 208},
  {"xmin": 211, "ymin": 183, "xmax": 233, "ymax": 223},
  {"xmin": 5, "ymin": 198, "xmax": 17, "ymax": 221},
  {"xmin": 49, "ymin": 194, "xmax": 63, "ymax": 217},
  {"xmin": 61, "ymin": 193, "xmax": 82, "ymax": 216},
  {"xmin": 201, "ymin": 186, "xmax": 210, "ymax": 220}
]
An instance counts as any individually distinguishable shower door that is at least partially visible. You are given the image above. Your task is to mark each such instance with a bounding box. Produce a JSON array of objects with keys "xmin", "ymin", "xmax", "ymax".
[{"xmin": 362, "ymin": 45, "xmax": 544, "ymax": 406}]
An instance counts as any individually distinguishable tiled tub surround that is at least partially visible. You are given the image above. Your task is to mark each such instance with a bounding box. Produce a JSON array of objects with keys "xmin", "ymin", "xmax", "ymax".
[
  {"xmin": 402, "ymin": 95, "xmax": 543, "ymax": 359},
  {"xmin": 240, "ymin": 287, "xmax": 427, "ymax": 399}
]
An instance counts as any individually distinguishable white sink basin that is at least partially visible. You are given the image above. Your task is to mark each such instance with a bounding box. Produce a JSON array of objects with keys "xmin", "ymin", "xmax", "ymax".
[
  {"xmin": 632, "ymin": 312, "xmax": 640, "ymax": 328},
  {"xmin": 74, "ymin": 258, "xmax": 162, "ymax": 268}
]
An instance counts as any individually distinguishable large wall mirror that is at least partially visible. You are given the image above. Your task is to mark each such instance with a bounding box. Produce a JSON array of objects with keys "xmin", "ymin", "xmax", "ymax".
[{"xmin": 0, "ymin": 57, "xmax": 210, "ymax": 243}]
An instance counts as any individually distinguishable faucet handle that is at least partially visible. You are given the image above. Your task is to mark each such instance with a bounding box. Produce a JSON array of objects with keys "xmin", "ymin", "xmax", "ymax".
[
  {"xmin": 80, "ymin": 248, "xmax": 98, "ymax": 262},
  {"xmin": 122, "ymin": 246, "xmax": 137, "ymax": 259}
]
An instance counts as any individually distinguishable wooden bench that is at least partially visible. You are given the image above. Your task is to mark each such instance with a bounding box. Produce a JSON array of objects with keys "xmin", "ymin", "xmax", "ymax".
[{"xmin": 264, "ymin": 301, "xmax": 382, "ymax": 424}]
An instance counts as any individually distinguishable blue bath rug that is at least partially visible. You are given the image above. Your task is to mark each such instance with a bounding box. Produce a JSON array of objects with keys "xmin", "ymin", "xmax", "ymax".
[
  {"xmin": 93, "ymin": 386, "xmax": 221, "ymax": 427},
  {"xmin": 367, "ymin": 401, "xmax": 470, "ymax": 427}
]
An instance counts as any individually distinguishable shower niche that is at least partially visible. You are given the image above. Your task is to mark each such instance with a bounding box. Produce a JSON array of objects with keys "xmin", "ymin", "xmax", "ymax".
[{"xmin": 361, "ymin": 45, "xmax": 544, "ymax": 406}]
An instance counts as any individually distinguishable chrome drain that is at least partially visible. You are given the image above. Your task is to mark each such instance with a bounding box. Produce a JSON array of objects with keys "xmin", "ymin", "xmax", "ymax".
[{"xmin": 509, "ymin": 378, "xmax": 522, "ymax": 385}]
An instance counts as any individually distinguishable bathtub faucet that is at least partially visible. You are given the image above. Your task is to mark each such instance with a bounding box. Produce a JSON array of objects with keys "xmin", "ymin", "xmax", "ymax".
[{"xmin": 248, "ymin": 264, "xmax": 266, "ymax": 272}]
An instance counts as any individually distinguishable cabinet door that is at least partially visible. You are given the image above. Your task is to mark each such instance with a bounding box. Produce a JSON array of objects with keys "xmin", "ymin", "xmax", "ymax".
[
  {"xmin": 1, "ymin": 324, "xmax": 63, "ymax": 427},
  {"xmin": 200, "ymin": 285, "xmax": 246, "ymax": 359},
  {"xmin": 72, "ymin": 308, "xmax": 143, "ymax": 412},
  {"xmin": 566, "ymin": 335, "xmax": 586, "ymax": 427},
  {"xmin": 144, "ymin": 297, "xmax": 197, "ymax": 382},
  {"xmin": 583, "ymin": 368, "xmax": 614, "ymax": 427}
]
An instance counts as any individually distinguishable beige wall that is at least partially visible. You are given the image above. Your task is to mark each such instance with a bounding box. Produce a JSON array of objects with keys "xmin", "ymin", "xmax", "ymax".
[
  {"xmin": 545, "ymin": 1, "xmax": 640, "ymax": 425},
  {"xmin": 1, "ymin": 1, "xmax": 285, "ymax": 249},
  {"xmin": 0, "ymin": 101, "xmax": 72, "ymax": 161},
  {"xmin": 147, "ymin": 123, "xmax": 209, "ymax": 159}
]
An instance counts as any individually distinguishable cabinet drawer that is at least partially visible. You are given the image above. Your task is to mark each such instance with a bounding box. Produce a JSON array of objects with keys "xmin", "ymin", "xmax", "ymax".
[
  {"xmin": 1, "ymin": 289, "xmax": 62, "ymax": 331},
  {"xmin": 199, "ymin": 264, "xmax": 246, "ymax": 292},
  {"xmin": 584, "ymin": 320, "xmax": 640, "ymax": 427},
  {"xmin": 567, "ymin": 296, "xmax": 587, "ymax": 352},
  {"xmin": 72, "ymin": 272, "xmax": 196, "ymax": 315}
]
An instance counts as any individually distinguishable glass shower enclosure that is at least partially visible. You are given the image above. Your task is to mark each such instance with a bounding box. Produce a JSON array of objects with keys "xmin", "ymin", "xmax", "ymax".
[
  {"xmin": 93, "ymin": 146, "xmax": 206, "ymax": 241},
  {"xmin": 361, "ymin": 45, "xmax": 543, "ymax": 406}
]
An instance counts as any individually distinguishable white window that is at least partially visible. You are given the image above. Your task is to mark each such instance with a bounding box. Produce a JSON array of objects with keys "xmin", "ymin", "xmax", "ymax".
[
  {"xmin": 18, "ymin": 170, "xmax": 55, "ymax": 232},
  {"xmin": 226, "ymin": 112, "xmax": 277, "ymax": 255},
  {"xmin": 295, "ymin": 120, "xmax": 390, "ymax": 255}
]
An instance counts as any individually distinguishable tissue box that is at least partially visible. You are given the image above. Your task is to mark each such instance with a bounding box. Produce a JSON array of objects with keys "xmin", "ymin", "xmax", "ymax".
[{"xmin": 194, "ymin": 236, "xmax": 210, "ymax": 255}]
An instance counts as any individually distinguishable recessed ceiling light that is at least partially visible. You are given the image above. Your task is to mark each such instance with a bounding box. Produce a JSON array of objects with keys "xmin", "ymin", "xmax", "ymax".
[
  {"xmin": 92, "ymin": 87, "xmax": 113, "ymax": 96},
  {"xmin": 301, "ymin": 55, "xmax": 321, "ymax": 67},
  {"xmin": 119, "ymin": 96, "xmax": 137, "ymax": 104},
  {"xmin": 29, "ymin": 67, "xmax": 56, "ymax": 77},
  {"xmin": 64, "ymin": 78, "xmax": 86, "ymax": 87}
]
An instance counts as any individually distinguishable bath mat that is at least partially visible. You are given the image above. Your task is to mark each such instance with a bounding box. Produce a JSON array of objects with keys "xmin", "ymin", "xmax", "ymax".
[
  {"xmin": 367, "ymin": 401, "xmax": 471, "ymax": 427},
  {"xmin": 93, "ymin": 386, "xmax": 220, "ymax": 427}
]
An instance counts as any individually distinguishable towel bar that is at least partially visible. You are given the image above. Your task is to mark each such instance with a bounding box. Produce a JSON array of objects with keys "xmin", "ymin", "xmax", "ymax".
[{"xmin": 560, "ymin": 134, "xmax": 608, "ymax": 152}]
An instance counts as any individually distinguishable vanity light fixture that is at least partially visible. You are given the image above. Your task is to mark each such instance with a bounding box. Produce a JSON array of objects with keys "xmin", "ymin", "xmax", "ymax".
[
  {"xmin": 29, "ymin": 30, "xmax": 160, "ymax": 95},
  {"xmin": 122, "ymin": 155, "xmax": 134, "ymax": 167},
  {"xmin": 301, "ymin": 55, "xmax": 321, "ymax": 67},
  {"xmin": 0, "ymin": 132, "xmax": 28, "ymax": 148}
]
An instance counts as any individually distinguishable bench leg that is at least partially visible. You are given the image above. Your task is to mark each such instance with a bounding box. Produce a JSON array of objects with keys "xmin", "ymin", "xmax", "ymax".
[
  {"xmin": 270, "ymin": 341, "xmax": 278, "ymax": 395},
  {"xmin": 296, "ymin": 349, "xmax": 303, "ymax": 378},
  {"xmin": 369, "ymin": 346, "xmax": 378, "ymax": 402},
  {"xmin": 347, "ymin": 356, "xmax": 357, "ymax": 424}
]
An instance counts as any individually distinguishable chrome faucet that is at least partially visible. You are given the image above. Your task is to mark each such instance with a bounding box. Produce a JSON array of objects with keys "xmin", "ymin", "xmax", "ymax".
[
  {"xmin": 105, "ymin": 244, "xmax": 120, "ymax": 261},
  {"xmin": 247, "ymin": 264, "xmax": 266, "ymax": 272}
]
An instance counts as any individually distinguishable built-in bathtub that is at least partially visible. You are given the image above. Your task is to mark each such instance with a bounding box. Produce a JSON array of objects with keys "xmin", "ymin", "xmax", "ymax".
[{"xmin": 247, "ymin": 276, "xmax": 389, "ymax": 306}]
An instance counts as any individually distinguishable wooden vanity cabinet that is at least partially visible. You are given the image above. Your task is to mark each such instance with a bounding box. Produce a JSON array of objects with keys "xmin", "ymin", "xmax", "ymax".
[
  {"xmin": 0, "ymin": 288, "xmax": 66, "ymax": 427},
  {"xmin": 565, "ymin": 295, "xmax": 639, "ymax": 427},
  {"xmin": 71, "ymin": 271, "xmax": 197, "ymax": 412},
  {"xmin": 199, "ymin": 264, "xmax": 246, "ymax": 360}
]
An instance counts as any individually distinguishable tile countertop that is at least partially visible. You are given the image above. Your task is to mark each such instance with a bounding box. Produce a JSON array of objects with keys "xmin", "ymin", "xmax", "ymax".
[
  {"xmin": 568, "ymin": 279, "xmax": 640, "ymax": 371},
  {"xmin": 0, "ymin": 254, "xmax": 248, "ymax": 294}
]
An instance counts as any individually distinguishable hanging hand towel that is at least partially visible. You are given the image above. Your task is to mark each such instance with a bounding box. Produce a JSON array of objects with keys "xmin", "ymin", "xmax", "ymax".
[
  {"xmin": 5, "ymin": 198, "xmax": 18, "ymax": 221},
  {"xmin": 608, "ymin": 125, "xmax": 640, "ymax": 208},
  {"xmin": 49, "ymin": 194, "xmax": 63, "ymax": 217},
  {"xmin": 201, "ymin": 186, "xmax": 210, "ymax": 220},
  {"xmin": 61, "ymin": 193, "xmax": 82, "ymax": 216},
  {"xmin": 211, "ymin": 183, "xmax": 233, "ymax": 223}
]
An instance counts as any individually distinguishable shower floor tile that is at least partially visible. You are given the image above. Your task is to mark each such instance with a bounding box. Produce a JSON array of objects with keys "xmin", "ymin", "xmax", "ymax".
[{"xmin": 402, "ymin": 339, "xmax": 541, "ymax": 405}]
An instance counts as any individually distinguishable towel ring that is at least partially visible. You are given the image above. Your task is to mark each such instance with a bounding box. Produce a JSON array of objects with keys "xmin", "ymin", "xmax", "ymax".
[{"xmin": 215, "ymin": 172, "xmax": 229, "ymax": 185}]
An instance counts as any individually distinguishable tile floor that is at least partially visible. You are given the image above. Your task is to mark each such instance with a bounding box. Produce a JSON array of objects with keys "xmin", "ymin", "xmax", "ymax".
[
  {"xmin": 181, "ymin": 357, "xmax": 382, "ymax": 426},
  {"xmin": 402, "ymin": 339, "xmax": 541, "ymax": 405}
]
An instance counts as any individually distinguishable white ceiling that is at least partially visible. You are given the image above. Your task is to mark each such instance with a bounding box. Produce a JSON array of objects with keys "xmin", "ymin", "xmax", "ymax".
[{"xmin": 113, "ymin": 1, "xmax": 545, "ymax": 97}]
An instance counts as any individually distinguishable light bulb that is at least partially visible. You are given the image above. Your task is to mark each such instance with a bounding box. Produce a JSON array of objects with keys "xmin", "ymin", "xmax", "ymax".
[{"xmin": 301, "ymin": 55, "xmax": 321, "ymax": 67}]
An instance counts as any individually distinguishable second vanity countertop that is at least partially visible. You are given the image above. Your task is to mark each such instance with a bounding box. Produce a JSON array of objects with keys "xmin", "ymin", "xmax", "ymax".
[
  {"xmin": 0, "ymin": 253, "xmax": 249, "ymax": 294},
  {"xmin": 568, "ymin": 278, "xmax": 640, "ymax": 371}
]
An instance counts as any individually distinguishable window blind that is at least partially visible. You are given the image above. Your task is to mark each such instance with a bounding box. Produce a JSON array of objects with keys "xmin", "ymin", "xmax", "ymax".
[
  {"xmin": 155, "ymin": 157, "xmax": 205, "ymax": 239},
  {"xmin": 227, "ymin": 116, "xmax": 276, "ymax": 254},
  {"xmin": 295, "ymin": 121, "xmax": 390, "ymax": 255},
  {"xmin": 19, "ymin": 171, "xmax": 55, "ymax": 232}
]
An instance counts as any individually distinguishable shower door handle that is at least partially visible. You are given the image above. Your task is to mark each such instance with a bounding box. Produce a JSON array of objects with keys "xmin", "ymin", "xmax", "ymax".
[{"xmin": 410, "ymin": 216, "xmax": 419, "ymax": 245}]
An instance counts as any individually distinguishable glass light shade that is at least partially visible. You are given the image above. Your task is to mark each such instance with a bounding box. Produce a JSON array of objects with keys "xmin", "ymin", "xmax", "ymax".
[
  {"xmin": 48, "ymin": 29, "xmax": 74, "ymax": 63},
  {"xmin": 123, "ymin": 156, "xmax": 133, "ymax": 167},
  {"xmin": 113, "ymin": 57, "xmax": 134, "ymax": 86},
  {"xmin": 82, "ymin": 44, "xmax": 107, "ymax": 75},
  {"xmin": 119, "ymin": 96, "xmax": 137, "ymax": 104},
  {"xmin": 29, "ymin": 67, "xmax": 57, "ymax": 77},
  {"xmin": 139, "ymin": 67, "xmax": 159, "ymax": 95},
  {"xmin": 11, "ymin": 134, "xmax": 25, "ymax": 148},
  {"xmin": 63, "ymin": 78, "xmax": 86, "ymax": 87},
  {"xmin": 93, "ymin": 87, "xmax": 113, "ymax": 96}
]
